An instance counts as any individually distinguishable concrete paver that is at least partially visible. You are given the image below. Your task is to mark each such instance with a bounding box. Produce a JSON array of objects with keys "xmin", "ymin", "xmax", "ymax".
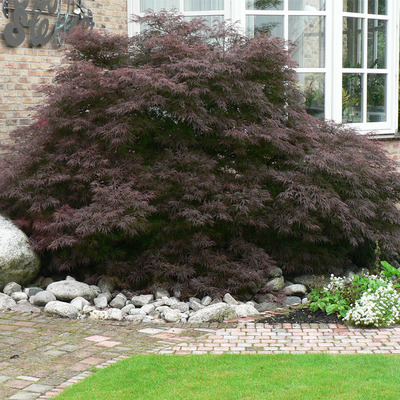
[{"xmin": 0, "ymin": 310, "xmax": 399, "ymax": 399}]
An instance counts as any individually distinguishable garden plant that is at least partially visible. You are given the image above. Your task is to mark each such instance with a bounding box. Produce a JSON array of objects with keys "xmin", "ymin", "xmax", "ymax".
[{"xmin": 1, "ymin": 12, "xmax": 400, "ymax": 297}]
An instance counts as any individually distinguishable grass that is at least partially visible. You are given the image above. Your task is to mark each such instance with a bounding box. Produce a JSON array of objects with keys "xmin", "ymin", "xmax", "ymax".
[{"xmin": 55, "ymin": 354, "xmax": 400, "ymax": 400}]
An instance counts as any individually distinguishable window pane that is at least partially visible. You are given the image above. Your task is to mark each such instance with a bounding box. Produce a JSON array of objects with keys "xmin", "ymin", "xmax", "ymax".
[
  {"xmin": 140, "ymin": 0, "xmax": 180, "ymax": 12},
  {"xmin": 368, "ymin": 0, "xmax": 387, "ymax": 15},
  {"xmin": 184, "ymin": 15, "xmax": 224, "ymax": 28},
  {"xmin": 368, "ymin": 19, "xmax": 386, "ymax": 68},
  {"xmin": 367, "ymin": 74, "xmax": 386, "ymax": 122},
  {"xmin": 289, "ymin": 0, "xmax": 325, "ymax": 11},
  {"xmin": 343, "ymin": 0, "xmax": 363, "ymax": 13},
  {"xmin": 343, "ymin": 73, "xmax": 363, "ymax": 123},
  {"xmin": 246, "ymin": 0, "xmax": 283, "ymax": 10},
  {"xmin": 298, "ymin": 73, "xmax": 325, "ymax": 119},
  {"xmin": 246, "ymin": 15, "xmax": 284, "ymax": 38},
  {"xmin": 184, "ymin": 0, "xmax": 224, "ymax": 11},
  {"xmin": 289, "ymin": 16, "xmax": 325, "ymax": 68},
  {"xmin": 343, "ymin": 17, "xmax": 363, "ymax": 68}
]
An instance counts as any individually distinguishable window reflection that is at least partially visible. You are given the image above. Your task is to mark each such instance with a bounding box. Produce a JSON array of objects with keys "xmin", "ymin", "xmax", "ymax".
[
  {"xmin": 289, "ymin": 0, "xmax": 325, "ymax": 11},
  {"xmin": 140, "ymin": 0, "xmax": 179, "ymax": 12},
  {"xmin": 343, "ymin": 17, "xmax": 363, "ymax": 68},
  {"xmin": 367, "ymin": 74, "xmax": 386, "ymax": 122},
  {"xmin": 289, "ymin": 16, "xmax": 325, "ymax": 68},
  {"xmin": 246, "ymin": 15, "xmax": 284, "ymax": 38},
  {"xmin": 343, "ymin": 73, "xmax": 363, "ymax": 123},
  {"xmin": 368, "ymin": 0, "xmax": 387, "ymax": 15},
  {"xmin": 246, "ymin": 0, "xmax": 283, "ymax": 10},
  {"xmin": 298, "ymin": 73, "xmax": 325, "ymax": 119},
  {"xmin": 343, "ymin": 0, "xmax": 363, "ymax": 13},
  {"xmin": 184, "ymin": 0, "xmax": 224, "ymax": 11},
  {"xmin": 368, "ymin": 19, "xmax": 386, "ymax": 68}
]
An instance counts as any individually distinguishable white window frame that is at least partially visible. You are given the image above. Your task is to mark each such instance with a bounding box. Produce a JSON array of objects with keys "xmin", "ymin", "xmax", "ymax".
[{"xmin": 127, "ymin": 0, "xmax": 400, "ymax": 135}]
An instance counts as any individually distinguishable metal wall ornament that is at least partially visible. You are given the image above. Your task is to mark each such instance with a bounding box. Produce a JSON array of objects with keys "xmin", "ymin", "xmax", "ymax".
[{"xmin": 2, "ymin": 0, "xmax": 94, "ymax": 47}]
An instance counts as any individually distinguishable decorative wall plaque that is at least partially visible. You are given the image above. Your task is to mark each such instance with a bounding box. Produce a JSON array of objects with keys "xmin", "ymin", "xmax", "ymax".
[{"xmin": 2, "ymin": 0, "xmax": 94, "ymax": 47}]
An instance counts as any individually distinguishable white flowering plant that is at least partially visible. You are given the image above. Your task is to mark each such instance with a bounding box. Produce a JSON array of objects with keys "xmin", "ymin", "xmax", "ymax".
[{"xmin": 308, "ymin": 262, "xmax": 400, "ymax": 326}]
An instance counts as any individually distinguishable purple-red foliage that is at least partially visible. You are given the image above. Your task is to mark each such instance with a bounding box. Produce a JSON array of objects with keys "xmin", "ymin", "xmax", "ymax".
[{"xmin": 1, "ymin": 12, "xmax": 400, "ymax": 296}]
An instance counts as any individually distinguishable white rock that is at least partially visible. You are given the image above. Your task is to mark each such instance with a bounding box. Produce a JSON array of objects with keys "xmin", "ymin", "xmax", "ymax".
[
  {"xmin": 11, "ymin": 291, "xmax": 28, "ymax": 302},
  {"xmin": 121, "ymin": 304, "xmax": 135, "ymax": 315},
  {"xmin": 283, "ymin": 284, "xmax": 307, "ymax": 296},
  {"xmin": 201, "ymin": 296, "xmax": 212, "ymax": 306},
  {"xmin": 0, "ymin": 293, "xmax": 17, "ymax": 310},
  {"xmin": 154, "ymin": 288, "xmax": 170, "ymax": 299},
  {"xmin": 82, "ymin": 305, "xmax": 95, "ymax": 314},
  {"xmin": 47, "ymin": 280, "xmax": 96, "ymax": 301},
  {"xmin": 131, "ymin": 294, "xmax": 154, "ymax": 306},
  {"xmin": 11, "ymin": 300, "xmax": 40, "ymax": 313},
  {"xmin": 94, "ymin": 294, "xmax": 108, "ymax": 309},
  {"xmin": 65, "ymin": 276, "xmax": 76, "ymax": 281},
  {"xmin": 90, "ymin": 285, "xmax": 102, "ymax": 296},
  {"xmin": 44, "ymin": 301, "xmax": 79, "ymax": 318},
  {"xmin": 129, "ymin": 308, "xmax": 146, "ymax": 316},
  {"xmin": 141, "ymin": 304, "xmax": 155, "ymax": 314},
  {"xmin": 223, "ymin": 293, "xmax": 239, "ymax": 305},
  {"xmin": 110, "ymin": 293, "xmax": 127, "ymax": 309},
  {"xmin": 142, "ymin": 316, "xmax": 154, "ymax": 323},
  {"xmin": 125, "ymin": 314, "xmax": 144, "ymax": 322},
  {"xmin": 171, "ymin": 302, "xmax": 189, "ymax": 313},
  {"xmin": 264, "ymin": 277, "xmax": 285, "ymax": 291},
  {"xmin": 284, "ymin": 296, "xmax": 302, "ymax": 306},
  {"xmin": 188, "ymin": 303, "xmax": 237, "ymax": 323},
  {"xmin": 162, "ymin": 297, "xmax": 179, "ymax": 307},
  {"xmin": 3, "ymin": 282, "xmax": 22, "ymax": 296},
  {"xmin": 108, "ymin": 308, "xmax": 123, "ymax": 321},
  {"xmin": 0, "ymin": 215, "xmax": 40, "ymax": 291},
  {"xmin": 189, "ymin": 298, "xmax": 204, "ymax": 311},
  {"xmin": 31, "ymin": 290, "xmax": 56, "ymax": 306},
  {"xmin": 71, "ymin": 297, "xmax": 90, "ymax": 311},
  {"xmin": 88, "ymin": 310, "xmax": 108, "ymax": 320},
  {"xmin": 163, "ymin": 309, "xmax": 180, "ymax": 323},
  {"xmin": 233, "ymin": 304, "xmax": 259, "ymax": 317}
]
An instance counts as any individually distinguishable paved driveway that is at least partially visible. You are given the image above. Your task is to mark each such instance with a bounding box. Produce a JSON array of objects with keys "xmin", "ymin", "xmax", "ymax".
[{"xmin": 0, "ymin": 310, "xmax": 399, "ymax": 399}]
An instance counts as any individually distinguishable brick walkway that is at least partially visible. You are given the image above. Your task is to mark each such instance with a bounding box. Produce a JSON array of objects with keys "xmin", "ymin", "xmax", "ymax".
[{"xmin": 0, "ymin": 311, "xmax": 400, "ymax": 399}]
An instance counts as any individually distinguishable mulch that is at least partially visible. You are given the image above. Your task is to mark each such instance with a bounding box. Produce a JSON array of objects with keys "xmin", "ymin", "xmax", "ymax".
[{"xmin": 256, "ymin": 306, "xmax": 344, "ymax": 325}]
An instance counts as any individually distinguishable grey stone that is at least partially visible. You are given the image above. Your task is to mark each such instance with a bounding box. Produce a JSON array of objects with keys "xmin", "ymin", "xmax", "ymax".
[
  {"xmin": 141, "ymin": 304, "xmax": 155, "ymax": 314},
  {"xmin": 70, "ymin": 297, "xmax": 90, "ymax": 311},
  {"xmin": 82, "ymin": 305, "xmax": 95, "ymax": 314},
  {"xmin": 110, "ymin": 293, "xmax": 127, "ymax": 309},
  {"xmin": 93, "ymin": 295, "xmax": 108, "ymax": 309},
  {"xmin": 189, "ymin": 298, "xmax": 204, "ymax": 311},
  {"xmin": 253, "ymin": 293, "xmax": 277, "ymax": 304},
  {"xmin": 65, "ymin": 275, "xmax": 76, "ymax": 281},
  {"xmin": 129, "ymin": 308, "xmax": 146, "ymax": 316},
  {"xmin": 293, "ymin": 275, "xmax": 329, "ymax": 290},
  {"xmin": 41, "ymin": 277, "xmax": 54, "ymax": 288},
  {"xmin": 173, "ymin": 289, "xmax": 181, "ymax": 299},
  {"xmin": 254, "ymin": 302, "xmax": 280, "ymax": 312},
  {"xmin": 125, "ymin": 314, "xmax": 144, "ymax": 322},
  {"xmin": 171, "ymin": 302, "xmax": 189, "ymax": 313},
  {"xmin": 162, "ymin": 297, "xmax": 179, "ymax": 307},
  {"xmin": 264, "ymin": 277, "xmax": 285, "ymax": 292},
  {"xmin": 131, "ymin": 294, "xmax": 154, "ymax": 306},
  {"xmin": 0, "ymin": 215, "xmax": 41, "ymax": 291},
  {"xmin": 11, "ymin": 300, "xmax": 40, "ymax": 313},
  {"xmin": 31, "ymin": 290, "xmax": 56, "ymax": 306},
  {"xmin": 188, "ymin": 303, "xmax": 237, "ymax": 323},
  {"xmin": 88, "ymin": 310, "xmax": 108, "ymax": 320},
  {"xmin": 233, "ymin": 304, "xmax": 259, "ymax": 317},
  {"xmin": 97, "ymin": 277, "xmax": 115, "ymax": 294},
  {"xmin": 107, "ymin": 308, "xmax": 123, "ymax": 321},
  {"xmin": 44, "ymin": 301, "xmax": 79, "ymax": 318},
  {"xmin": 24, "ymin": 287, "xmax": 43, "ymax": 297},
  {"xmin": 121, "ymin": 304, "xmax": 135, "ymax": 315},
  {"xmin": 47, "ymin": 280, "xmax": 96, "ymax": 301},
  {"xmin": 284, "ymin": 296, "xmax": 302, "ymax": 306},
  {"xmin": 90, "ymin": 285, "xmax": 101, "ymax": 296},
  {"xmin": 3, "ymin": 282, "xmax": 22, "ymax": 296},
  {"xmin": 266, "ymin": 267, "xmax": 283, "ymax": 278},
  {"xmin": 163, "ymin": 309, "xmax": 180, "ymax": 323},
  {"xmin": 283, "ymin": 284, "xmax": 307, "ymax": 296},
  {"xmin": 154, "ymin": 287, "xmax": 170, "ymax": 299},
  {"xmin": 223, "ymin": 293, "xmax": 239, "ymax": 305},
  {"xmin": 11, "ymin": 291, "xmax": 28, "ymax": 302},
  {"xmin": 201, "ymin": 296, "xmax": 212, "ymax": 306},
  {"xmin": 0, "ymin": 293, "xmax": 17, "ymax": 310}
]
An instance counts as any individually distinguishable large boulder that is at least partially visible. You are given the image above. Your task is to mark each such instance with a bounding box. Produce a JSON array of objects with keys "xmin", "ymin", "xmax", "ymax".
[
  {"xmin": 0, "ymin": 215, "xmax": 40, "ymax": 290},
  {"xmin": 44, "ymin": 301, "xmax": 79, "ymax": 318},
  {"xmin": 47, "ymin": 280, "xmax": 96, "ymax": 301},
  {"xmin": 188, "ymin": 303, "xmax": 237, "ymax": 323},
  {"xmin": 0, "ymin": 293, "xmax": 17, "ymax": 310}
]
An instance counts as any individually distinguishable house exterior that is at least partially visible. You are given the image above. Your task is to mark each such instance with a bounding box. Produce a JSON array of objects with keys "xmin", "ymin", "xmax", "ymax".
[{"xmin": 1, "ymin": 0, "xmax": 400, "ymax": 157}]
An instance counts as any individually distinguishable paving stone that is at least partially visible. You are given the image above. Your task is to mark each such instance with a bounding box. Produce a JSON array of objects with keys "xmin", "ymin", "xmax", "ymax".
[{"xmin": 10, "ymin": 392, "xmax": 41, "ymax": 400}]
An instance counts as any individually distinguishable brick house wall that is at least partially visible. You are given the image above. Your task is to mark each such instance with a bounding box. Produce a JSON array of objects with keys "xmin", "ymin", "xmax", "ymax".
[{"xmin": 0, "ymin": 0, "xmax": 127, "ymax": 142}]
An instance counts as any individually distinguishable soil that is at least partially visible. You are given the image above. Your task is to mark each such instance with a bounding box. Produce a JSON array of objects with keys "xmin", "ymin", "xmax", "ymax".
[{"xmin": 256, "ymin": 306, "xmax": 345, "ymax": 325}]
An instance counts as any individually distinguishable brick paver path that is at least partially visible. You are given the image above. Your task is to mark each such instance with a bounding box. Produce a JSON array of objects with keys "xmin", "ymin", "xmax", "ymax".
[{"xmin": 1, "ymin": 310, "xmax": 400, "ymax": 399}]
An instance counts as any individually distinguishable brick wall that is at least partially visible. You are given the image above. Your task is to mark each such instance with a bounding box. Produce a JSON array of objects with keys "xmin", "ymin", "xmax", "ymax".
[
  {"xmin": 379, "ymin": 138, "xmax": 400, "ymax": 162},
  {"xmin": 0, "ymin": 0, "xmax": 127, "ymax": 142}
]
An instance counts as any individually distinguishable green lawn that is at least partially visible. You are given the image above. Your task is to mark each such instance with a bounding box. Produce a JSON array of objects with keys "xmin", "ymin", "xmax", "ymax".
[{"xmin": 55, "ymin": 354, "xmax": 400, "ymax": 400}]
